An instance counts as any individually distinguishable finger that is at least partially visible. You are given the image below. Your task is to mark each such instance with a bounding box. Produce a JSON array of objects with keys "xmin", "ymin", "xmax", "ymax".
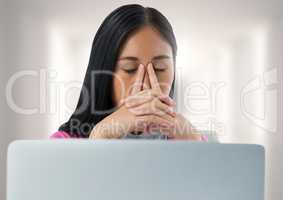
[
  {"xmin": 131, "ymin": 64, "xmax": 145, "ymax": 95},
  {"xmin": 147, "ymin": 63, "xmax": 162, "ymax": 93},
  {"xmin": 125, "ymin": 89, "xmax": 175, "ymax": 108},
  {"xmin": 124, "ymin": 89, "xmax": 158, "ymax": 108},
  {"xmin": 155, "ymin": 98, "xmax": 176, "ymax": 117},
  {"xmin": 129, "ymin": 104, "xmax": 175, "ymax": 119},
  {"xmin": 124, "ymin": 92, "xmax": 153, "ymax": 108},
  {"xmin": 136, "ymin": 115, "xmax": 175, "ymax": 129},
  {"xmin": 158, "ymin": 95, "xmax": 176, "ymax": 107},
  {"xmin": 128, "ymin": 99, "xmax": 176, "ymax": 118}
]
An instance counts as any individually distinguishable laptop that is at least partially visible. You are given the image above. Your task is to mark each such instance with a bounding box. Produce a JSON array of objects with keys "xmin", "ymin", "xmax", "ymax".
[{"xmin": 7, "ymin": 140, "xmax": 265, "ymax": 200}]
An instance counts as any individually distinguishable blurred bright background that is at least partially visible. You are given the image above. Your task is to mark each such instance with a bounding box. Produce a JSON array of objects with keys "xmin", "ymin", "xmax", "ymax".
[{"xmin": 0, "ymin": 0, "xmax": 282, "ymax": 199}]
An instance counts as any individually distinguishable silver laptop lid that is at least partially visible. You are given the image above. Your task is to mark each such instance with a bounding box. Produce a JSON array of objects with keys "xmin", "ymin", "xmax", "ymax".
[{"xmin": 7, "ymin": 140, "xmax": 265, "ymax": 200}]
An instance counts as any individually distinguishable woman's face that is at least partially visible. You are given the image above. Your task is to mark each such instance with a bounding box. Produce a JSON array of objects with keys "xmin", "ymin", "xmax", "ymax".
[{"xmin": 112, "ymin": 25, "xmax": 175, "ymax": 106}]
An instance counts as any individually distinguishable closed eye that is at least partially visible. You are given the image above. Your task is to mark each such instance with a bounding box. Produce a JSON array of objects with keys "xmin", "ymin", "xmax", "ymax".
[
  {"xmin": 152, "ymin": 62, "xmax": 169, "ymax": 72},
  {"xmin": 123, "ymin": 68, "xmax": 138, "ymax": 74},
  {"xmin": 155, "ymin": 68, "xmax": 166, "ymax": 72},
  {"xmin": 124, "ymin": 68, "xmax": 165, "ymax": 74}
]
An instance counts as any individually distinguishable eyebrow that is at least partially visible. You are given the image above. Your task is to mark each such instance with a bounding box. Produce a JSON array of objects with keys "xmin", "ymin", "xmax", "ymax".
[{"xmin": 118, "ymin": 55, "xmax": 171, "ymax": 61}]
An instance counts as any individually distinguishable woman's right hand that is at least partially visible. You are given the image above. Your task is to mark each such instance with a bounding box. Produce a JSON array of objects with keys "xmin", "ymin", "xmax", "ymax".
[{"xmin": 89, "ymin": 63, "xmax": 176, "ymax": 139}]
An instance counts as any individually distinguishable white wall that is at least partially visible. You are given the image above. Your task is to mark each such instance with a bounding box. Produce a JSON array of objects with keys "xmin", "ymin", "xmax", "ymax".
[
  {"xmin": 0, "ymin": 0, "xmax": 7, "ymax": 198},
  {"xmin": 0, "ymin": 1, "xmax": 282, "ymax": 200},
  {"xmin": 266, "ymin": 18, "xmax": 283, "ymax": 200}
]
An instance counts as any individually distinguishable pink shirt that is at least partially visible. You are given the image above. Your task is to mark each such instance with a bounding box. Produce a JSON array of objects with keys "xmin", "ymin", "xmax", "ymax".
[
  {"xmin": 50, "ymin": 131, "xmax": 208, "ymax": 141},
  {"xmin": 50, "ymin": 131, "xmax": 73, "ymax": 139}
]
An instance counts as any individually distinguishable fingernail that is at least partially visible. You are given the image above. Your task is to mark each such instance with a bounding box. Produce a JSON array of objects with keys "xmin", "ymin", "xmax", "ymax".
[{"xmin": 168, "ymin": 107, "xmax": 175, "ymax": 115}]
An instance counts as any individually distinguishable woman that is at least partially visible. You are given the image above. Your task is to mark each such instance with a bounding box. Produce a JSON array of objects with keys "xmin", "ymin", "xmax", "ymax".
[{"xmin": 51, "ymin": 4, "xmax": 208, "ymax": 141}]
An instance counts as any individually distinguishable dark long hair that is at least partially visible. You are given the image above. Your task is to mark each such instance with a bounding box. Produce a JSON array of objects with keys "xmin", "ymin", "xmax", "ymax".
[{"xmin": 58, "ymin": 4, "xmax": 177, "ymax": 137}]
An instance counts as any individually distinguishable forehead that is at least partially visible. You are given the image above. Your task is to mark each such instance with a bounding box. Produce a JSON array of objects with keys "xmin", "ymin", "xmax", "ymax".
[{"xmin": 118, "ymin": 26, "xmax": 173, "ymax": 58}]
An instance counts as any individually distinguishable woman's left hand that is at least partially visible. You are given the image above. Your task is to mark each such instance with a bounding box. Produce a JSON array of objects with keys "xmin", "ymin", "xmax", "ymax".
[{"xmin": 126, "ymin": 62, "xmax": 202, "ymax": 141}]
